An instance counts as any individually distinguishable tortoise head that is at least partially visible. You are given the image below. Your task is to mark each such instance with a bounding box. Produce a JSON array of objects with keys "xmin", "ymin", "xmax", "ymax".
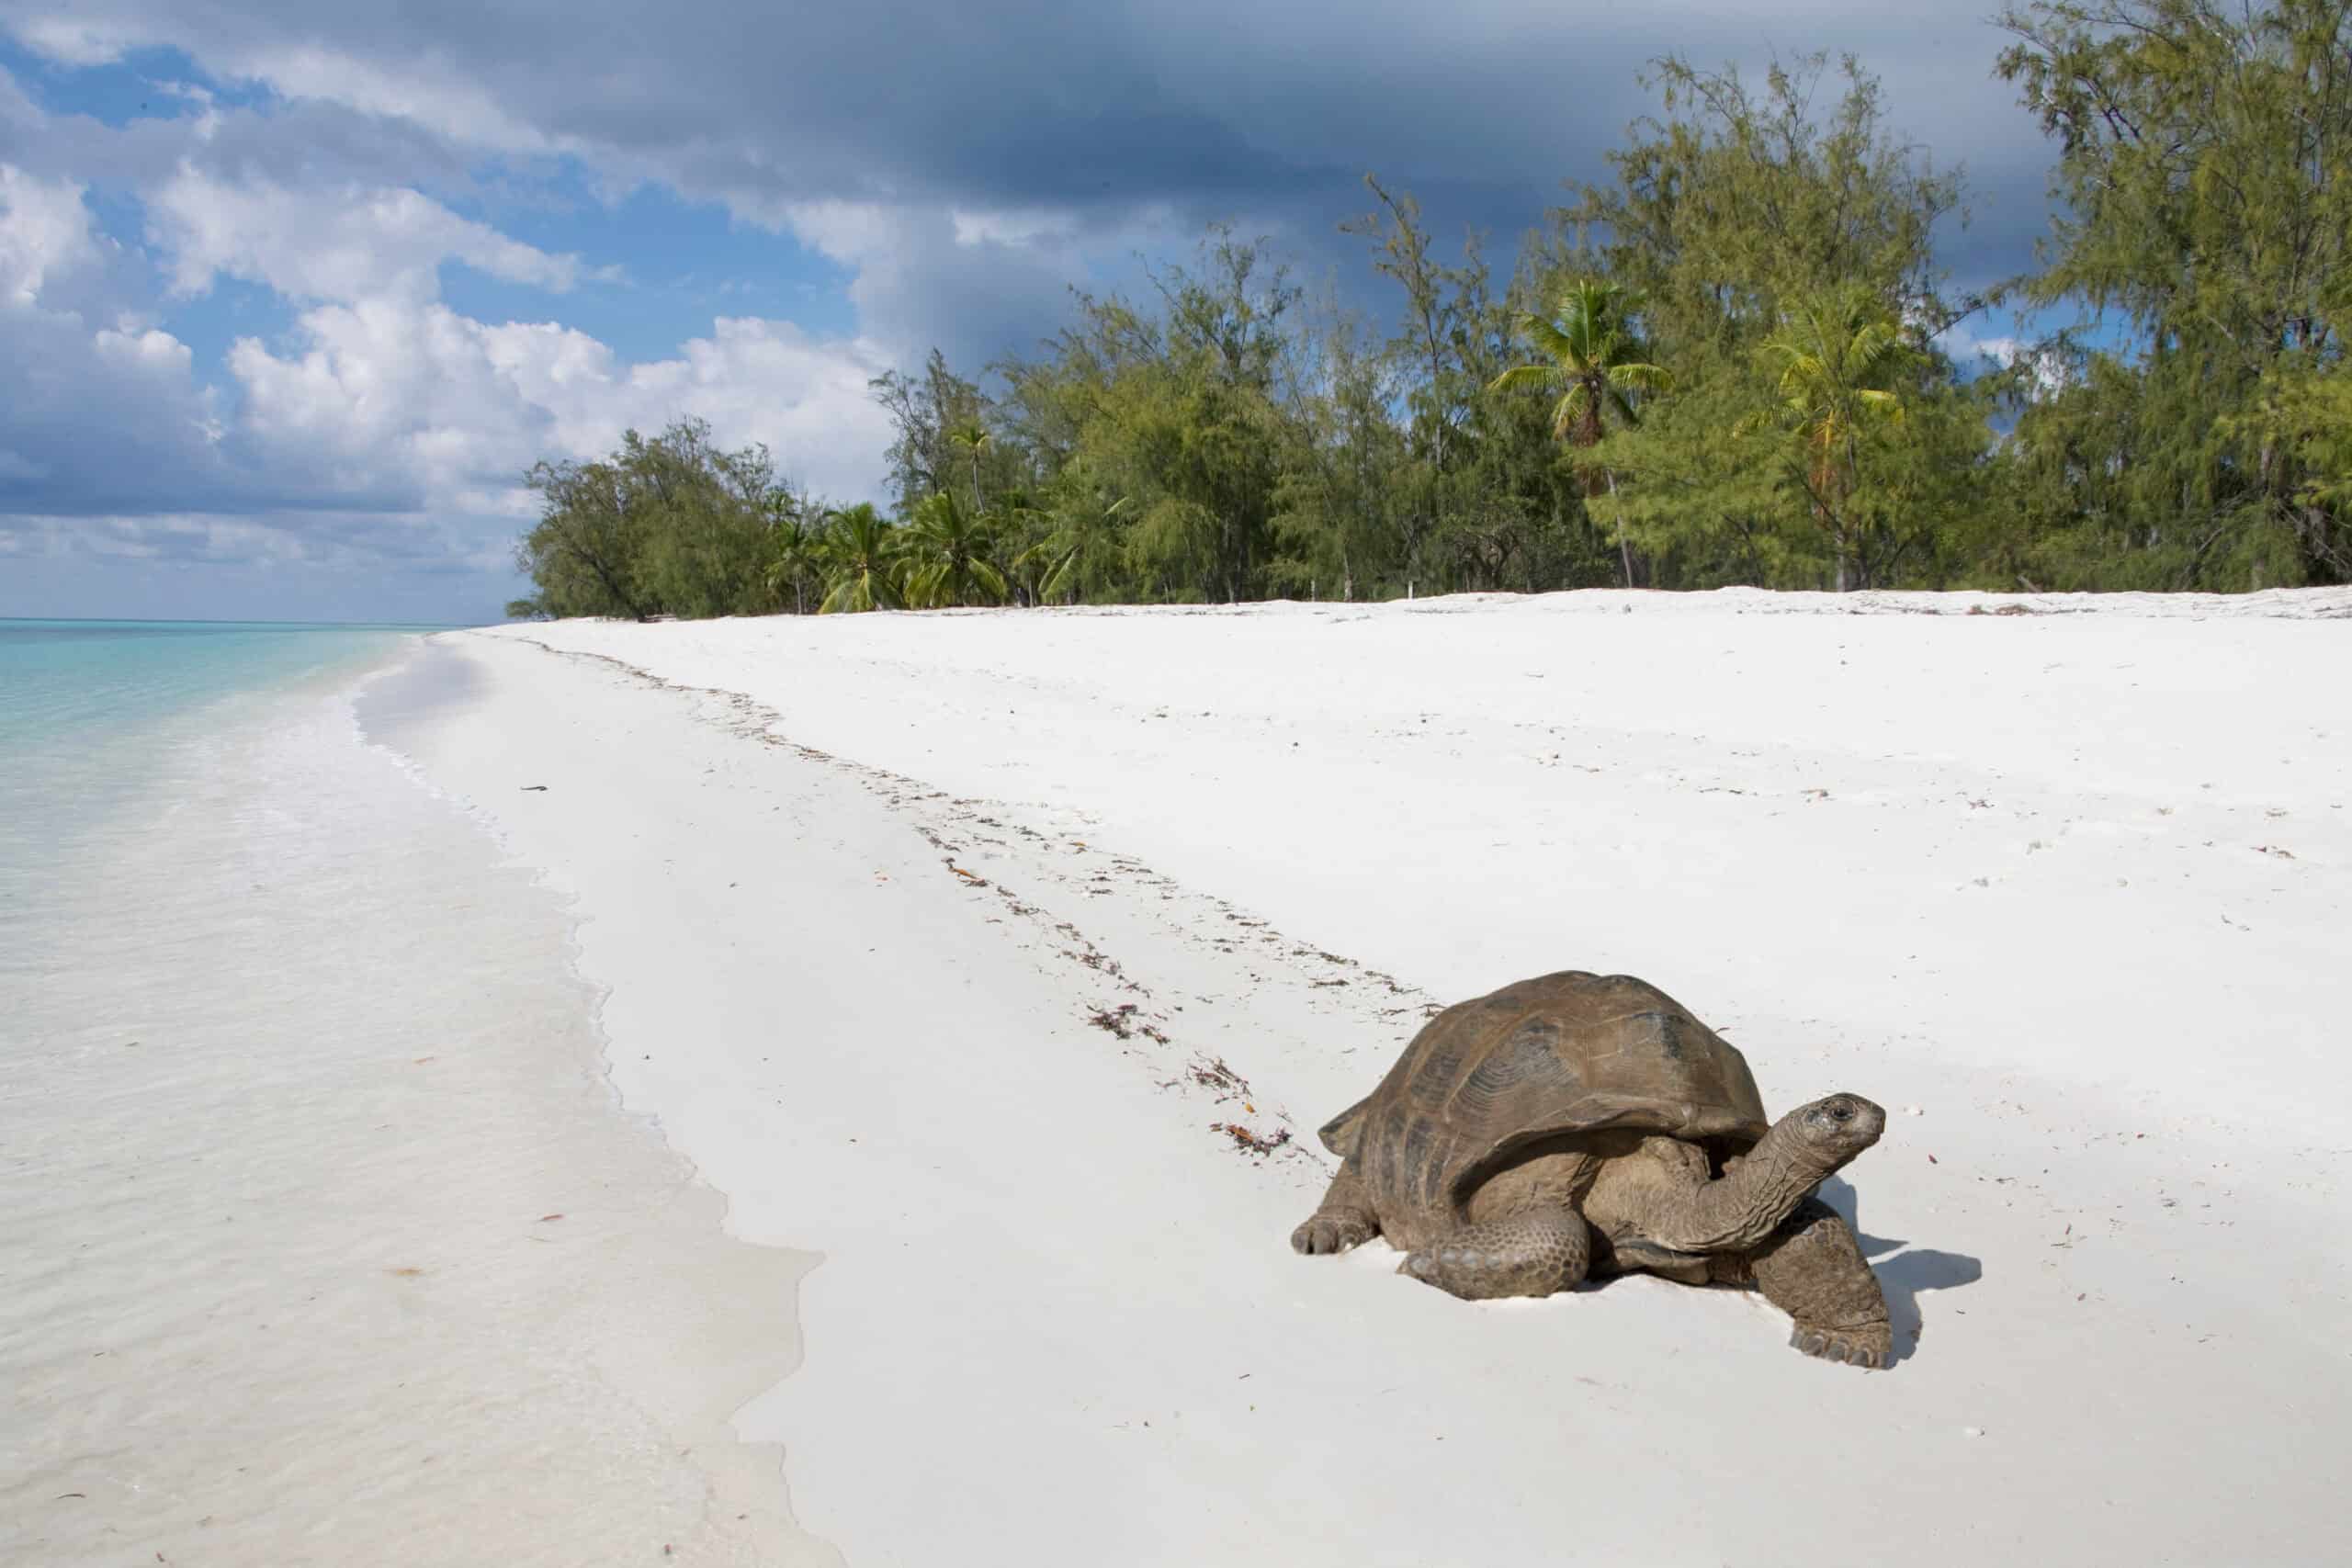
[{"xmin": 1783, "ymin": 1092, "xmax": 1886, "ymax": 1175}]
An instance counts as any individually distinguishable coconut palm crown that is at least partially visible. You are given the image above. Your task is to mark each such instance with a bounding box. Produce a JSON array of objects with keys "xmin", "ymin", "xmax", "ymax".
[
  {"xmin": 817, "ymin": 502, "xmax": 905, "ymax": 614},
  {"xmin": 1489, "ymin": 280, "xmax": 1674, "ymax": 445},
  {"xmin": 1489, "ymin": 279, "xmax": 1674, "ymax": 586}
]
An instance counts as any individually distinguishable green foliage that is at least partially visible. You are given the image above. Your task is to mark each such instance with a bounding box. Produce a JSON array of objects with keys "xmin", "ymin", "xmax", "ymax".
[
  {"xmin": 990, "ymin": 227, "xmax": 1303, "ymax": 603},
  {"xmin": 1557, "ymin": 52, "xmax": 1973, "ymax": 338},
  {"xmin": 1553, "ymin": 53, "xmax": 1994, "ymax": 590},
  {"xmin": 513, "ymin": 418, "xmax": 806, "ymax": 619},
  {"xmin": 869, "ymin": 353, "xmax": 1013, "ymax": 520},
  {"xmin": 1491, "ymin": 281, "xmax": 1675, "ymax": 443},
  {"xmin": 1267, "ymin": 306, "xmax": 1412, "ymax": 599},
  {"xmin": 620, "ymin": 423, "xmax": 792, "ymax": 619},
  {"xmin": 816, "ymin": 503, "xmax": 905, "ymax": 614},
  {"xmin": 1992, "ymin": 0, "xmax": 2352, "ymax": 583},
  {"xmin": 763, "ymin": 509, "xmax": 829, "ymax": 617},
  {"xmin": 514, "ymin": 13, "xmax": 2351, "ymax": 613},
  {"xmin": 899, "ymin": 490, "xmax": 1009, "ymax": 608},
  {"xmin": 1489, "ymin": 279, "xmax": 1674, "ymax": 586},
  {"xmin": 1737, "ymin": 284, "xmax": 1923, "ymax": 590},
  {"xmin": 1331, "ymin": 179, "xmax": 1612, "ymax": 594},
  {"xmin": 1016, "ymin": 467, "xmax": 1133, "ymax": 604}
]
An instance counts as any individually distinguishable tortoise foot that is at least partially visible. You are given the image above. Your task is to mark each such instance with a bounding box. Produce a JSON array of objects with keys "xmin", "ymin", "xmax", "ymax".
[
  {"xmin": 1789, "ymin": 1320, "xmax": 1891, "ymax": 1370},
  {"xmin": 1398, "ymin": 1245, "xmax": 1517, "ymax": 1299},
  {"xmin": 1291, "ymin": 1209, "xmax": 1376, "ymax": 1256}
]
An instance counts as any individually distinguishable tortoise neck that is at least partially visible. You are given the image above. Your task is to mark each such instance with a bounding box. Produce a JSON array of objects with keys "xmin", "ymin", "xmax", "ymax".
[
  {"xmin": 1629, "ymin": 1123, "xmax": 1834, "ymax": 1254},
  {"xmin": 1729, "ymin": 1126, "xmax": 1834, "ymax": 1217}
]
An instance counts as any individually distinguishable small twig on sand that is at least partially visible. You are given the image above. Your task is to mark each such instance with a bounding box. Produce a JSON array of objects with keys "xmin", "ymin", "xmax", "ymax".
[
  {"xmin": 1210, "ymin": 1122, "xmax": 1293, "ymax": 1156},
  {"xmin": 1188, "ymin": 1055, "xmax": 1250, "ymax": 1097}
]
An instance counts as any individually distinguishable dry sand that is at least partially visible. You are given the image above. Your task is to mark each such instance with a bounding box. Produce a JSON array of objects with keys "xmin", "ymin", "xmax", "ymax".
[{"xmin": 405, "ymin": 587, "xmax": 2344, "ymax": 1566}]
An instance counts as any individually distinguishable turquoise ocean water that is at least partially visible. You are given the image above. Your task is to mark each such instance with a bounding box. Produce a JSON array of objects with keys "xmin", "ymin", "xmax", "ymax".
[
  {"xmin": 0, "ymin": 619, "xmax": 800, "ymax": 1560},
  {"xmin": 0, "ymin": 618, "xmax": 439, "ymax": 746},
  {"xmin": 0, "ymin": 619, "xmax": 444, "ymax": 863},
  {"xmin": 0, "ymin": 618, "xmax": 452, "ymax": 983}
]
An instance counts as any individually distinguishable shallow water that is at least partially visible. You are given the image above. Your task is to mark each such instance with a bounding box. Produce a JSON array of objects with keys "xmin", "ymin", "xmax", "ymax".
[
  {"xmin": 0, "ymin": 621, "xmax": 420, "ymax": 926},
  {"xmin": 0, "ymin": 627, "xmax": 809, "ymax": 1566}
]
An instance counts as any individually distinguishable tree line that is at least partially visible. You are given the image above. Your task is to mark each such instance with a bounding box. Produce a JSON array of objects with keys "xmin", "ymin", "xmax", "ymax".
[{"xmin": 510, "ymin": 1, "xmax": 2352, "ymax": 620}]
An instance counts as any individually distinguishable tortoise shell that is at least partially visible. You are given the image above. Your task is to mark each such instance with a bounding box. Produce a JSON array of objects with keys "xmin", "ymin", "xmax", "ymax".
[{"xmin": 1322, "ymin": 971, "xmax": 1770, "ymax": 1217}]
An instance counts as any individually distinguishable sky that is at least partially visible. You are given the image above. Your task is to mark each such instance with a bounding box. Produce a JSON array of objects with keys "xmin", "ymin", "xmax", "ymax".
[{"xmin": 0, "ymin": 1, "xmax": 2074, "ymax": 625}]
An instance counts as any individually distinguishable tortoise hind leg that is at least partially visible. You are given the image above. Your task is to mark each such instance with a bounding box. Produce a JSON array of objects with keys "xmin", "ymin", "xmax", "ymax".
[
  {"xmin": 1399, "ymin": 1205, "xmax": 1589, "ymax": 1301},
  {"xmin": 1737, "ymin": 1197, "xmax": 1892, "ymax": 1369},
  {"xmin": 1291, "ymin": 1161, "xmax": 1380, "ymax": 1255}
]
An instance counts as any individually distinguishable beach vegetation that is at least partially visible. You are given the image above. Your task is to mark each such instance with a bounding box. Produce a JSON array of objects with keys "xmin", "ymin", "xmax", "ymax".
[
  {"xmin": 815, "ymin": 503, "xmax": 907, "ymax": 614},
  {"xmin": 1488, "ymin": 279, "xmax": 1674, "ymax": 588},
  {"xmin": 1986, "ymin": 0, "xmax": 2352, "ymax": 585},
  {"xmin": 899, "ymin": 490, "xmax": 1009, "ymax": 608},
  {"xmin": 512, "ymin": 3, "xmax": 2352, "ymax": 615},
  {"xmin": 763, "ymin": 509, "xmax": 829, "ymax": 618},
  {"xmin": 1736, "ymin": 284, "xmax": 1923, "ymax": 592}
]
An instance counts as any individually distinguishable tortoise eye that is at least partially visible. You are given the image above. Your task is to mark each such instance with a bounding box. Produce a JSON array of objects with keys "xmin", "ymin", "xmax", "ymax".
[{"xmin": 1826, "ymin": 1100, "xmax": 1853, "ymax": 1122}]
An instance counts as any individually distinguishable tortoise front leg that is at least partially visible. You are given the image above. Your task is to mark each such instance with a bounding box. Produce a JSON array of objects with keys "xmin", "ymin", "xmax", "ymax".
[
  {"xmin": 1290, "ymin": 1160, "xmax": 1380, "ymax": 1255},
  {"xmin": 1397, "ymin": 1205, "xmax": 1589, "ymax": 1301},
  {"xmin": 1740, "ymin": 1197, "xmax": 1892, "ymax": 1370}
]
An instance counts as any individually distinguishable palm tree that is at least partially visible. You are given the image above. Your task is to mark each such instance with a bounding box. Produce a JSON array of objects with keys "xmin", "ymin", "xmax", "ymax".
[
  {"xmin": 1018, "ymin": 491, "xmax": 1131, "ymax": 605},
  {"xmin": 763, "ymin": 506, "xmax": 824, "ymax": 615},
  {"xmin": 981, "ymin": 491, "xmax": 1051, "ymax": 605},
  {"xmin": 944, "ymin": 419, "xmax": 992, "ymax": 512},
  {"xmin": 899, "ymin": 490, "xmax": 1008, "ymax": 608},
  {"xmin": 816, "ymin": 503, "xmax": 904, "ymax": 613},
  {"xmin": 1488, "ymin": 279, "xmax": 1673, "ymax": 589},
  {"xmin": 1739, "ymin": 285, "xmax": 1917, "ymax": 592}
]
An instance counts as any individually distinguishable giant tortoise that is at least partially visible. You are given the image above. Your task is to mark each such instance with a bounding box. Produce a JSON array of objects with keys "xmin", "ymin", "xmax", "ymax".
[{"xmin": 1290, "ymin": 971, "xmax": 1893, "ymax": 1368}]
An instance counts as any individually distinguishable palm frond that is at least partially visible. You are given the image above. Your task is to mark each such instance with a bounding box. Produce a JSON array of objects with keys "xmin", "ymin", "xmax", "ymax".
[
  {"xmin": 1488, "ymin": 363, "xmax": 1563, "ymax": 395},
  {"xmin": 1855, "ymin": 388, "xmax": 1907, "ymax": 422},
  {"xmin": 1521, "ymin": 314, "xmax": 1586, "ymax": 371},
  {"xmin": 1552, "ymin": 384, "xmax": 1596, "ymax": 441},
  {"xmin": 1607, "ymin": 361, "xmax": 1676, "ymax": 397}
]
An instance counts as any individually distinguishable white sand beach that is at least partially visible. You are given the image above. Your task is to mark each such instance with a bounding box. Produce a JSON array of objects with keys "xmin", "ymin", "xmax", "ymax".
[
  {"xmin": 13, "ymin": 587, "xmax": 2350, "ymax": 1566},
  {"xmin": 429, "ymin": 587, "xmax": 2343, "ymax": 1564}
]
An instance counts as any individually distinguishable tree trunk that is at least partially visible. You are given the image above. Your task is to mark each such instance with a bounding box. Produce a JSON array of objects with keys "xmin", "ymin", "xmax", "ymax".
[{"xmin": 1604, "ymin": 469, "xmax": 1634, "ymax": 590}]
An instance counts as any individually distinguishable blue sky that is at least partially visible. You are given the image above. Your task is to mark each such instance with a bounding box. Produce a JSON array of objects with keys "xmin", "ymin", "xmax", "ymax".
[{"xmin": 0, "ymin": 1, "xmax": 2083, "ymax": 624}]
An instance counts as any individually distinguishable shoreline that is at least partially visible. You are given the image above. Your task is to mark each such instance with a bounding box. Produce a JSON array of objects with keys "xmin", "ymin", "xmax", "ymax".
[{"xmin": 4, "ymin": 640, "xmax": 825, "ymax": 1568}]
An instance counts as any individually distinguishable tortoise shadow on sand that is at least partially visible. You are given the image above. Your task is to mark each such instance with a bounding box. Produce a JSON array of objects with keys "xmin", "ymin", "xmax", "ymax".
[{"xmin": 1815, "ymin": 1174, "xmax": 1984, "ymax": 1368}]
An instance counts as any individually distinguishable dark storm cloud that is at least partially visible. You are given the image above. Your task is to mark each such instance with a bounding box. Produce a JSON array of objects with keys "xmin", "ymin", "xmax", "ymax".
[
  {"xmin": 4, "ymin": 0, "xmax": 2061, "ymax": 288},
  {"xmin": 0, "ymin": 90, "xmax": 475, "ymax": 196}
]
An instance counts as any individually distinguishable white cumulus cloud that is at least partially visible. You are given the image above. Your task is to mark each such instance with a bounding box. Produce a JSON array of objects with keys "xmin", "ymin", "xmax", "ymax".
[
  {"xmin": 0, "ymin": 163, "xmax": 100, "ymax": 304},
  {"xmin": 147, "ymin": 165, "xmax": 587, "ymax": 303},
  {"xmin": 1940, "ymin": 328, "xmax": 2075, "ymax": 400},
  {"xmin": 227, "ymin": 298, "xmax": 898, "ymax": 512}
]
